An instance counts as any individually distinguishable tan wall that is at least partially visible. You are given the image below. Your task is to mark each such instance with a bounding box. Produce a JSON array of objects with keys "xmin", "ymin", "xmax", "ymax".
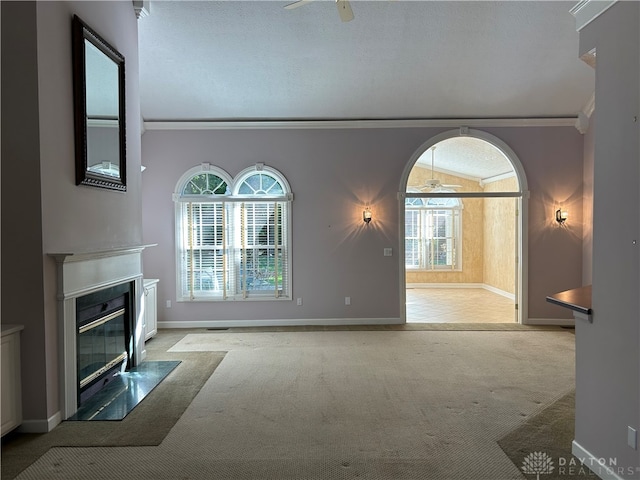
[
  {"xmin": 482, "ymin": 177, "xmax": 517, "ymax": 294},
  {"xmin": 406, "ymin": 167, "xmax": 484, "ymax": 284},
  {"xmin": 406, "ymin": 169, "xmax": 518, "ymax": 292}
]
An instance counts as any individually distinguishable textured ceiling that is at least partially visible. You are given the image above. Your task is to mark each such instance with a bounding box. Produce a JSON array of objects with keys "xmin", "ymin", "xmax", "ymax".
[
  {"xmin": 137, "ymin": 1, "xmax": 593, "ymax": 178},
  {"xmin": 138, "ymin": 1, "xmax": 594, "ymax": 122},
  {"xmin": 415, "ymin": 137, "xmax": 514, "ymax": 182}
]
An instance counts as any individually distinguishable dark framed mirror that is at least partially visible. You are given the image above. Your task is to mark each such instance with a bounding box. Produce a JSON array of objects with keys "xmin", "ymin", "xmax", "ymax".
[{"xmin": 72, "ymin": 15, "xmax": 126, "ymax": 191}]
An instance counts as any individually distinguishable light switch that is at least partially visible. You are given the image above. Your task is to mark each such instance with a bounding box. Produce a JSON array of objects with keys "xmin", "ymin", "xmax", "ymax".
[{"xmin": 384, "ymin": 248, "xmax": 393, "ymax": 257}]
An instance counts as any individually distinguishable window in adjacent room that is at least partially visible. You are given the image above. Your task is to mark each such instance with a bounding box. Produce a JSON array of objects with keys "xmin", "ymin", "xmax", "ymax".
[
  {"xmin": 405, "ymin": 190, "xmax": 462, "ymax": 271},
  {"xmin": 174, "ymin": 163, "xmax": 292, "ymax": 301}
]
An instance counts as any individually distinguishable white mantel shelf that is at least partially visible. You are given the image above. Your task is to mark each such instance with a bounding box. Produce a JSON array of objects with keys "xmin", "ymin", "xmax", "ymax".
[{"xmin": 49, "ymin": 244, "xmax": 157, "ymax": 263}]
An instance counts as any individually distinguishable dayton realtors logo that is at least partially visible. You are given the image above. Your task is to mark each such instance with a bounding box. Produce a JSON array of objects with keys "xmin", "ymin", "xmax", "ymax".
[
  {"xmin": 521, "ymin": 451, "xmax": 554, "ymax": 480},
  {"xmin": 521, "ymin": 451, "xmax": 639, "ymax": 478}
]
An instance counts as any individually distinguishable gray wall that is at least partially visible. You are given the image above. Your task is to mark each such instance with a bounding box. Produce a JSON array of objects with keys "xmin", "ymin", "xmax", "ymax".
[
  {"xmin": 1, "ymin": 0, "xmax": 141, "ymax": 426},
  {"xmin": 1, "ymin": 1, "xmax": 48, "ymax": 422},
  {"xmin": 576, "ymin": 2, "xmax": 639, "ymax": 476},
  {"xmin": 141, "ymin": 126, "xmax": 584, "ymax": 325}
]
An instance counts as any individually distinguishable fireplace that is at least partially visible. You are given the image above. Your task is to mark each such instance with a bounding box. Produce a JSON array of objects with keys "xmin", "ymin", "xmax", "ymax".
[
  {"xmin": 51, "ymin": 245, "xmax": 152, "ymax": 420},
  {"xmin": 76, "ymin": 282, "xmax": 133, "ymax": 405}
]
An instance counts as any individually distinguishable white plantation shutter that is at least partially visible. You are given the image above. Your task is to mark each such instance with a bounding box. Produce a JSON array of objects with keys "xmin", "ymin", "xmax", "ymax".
[
  {"xmin": 178, "ymin": 201, "xmax": 227, "ymax": 299},
  {"xmin": 404, "ymin": 193, "xmax": 462, "ymax": 271},
  {"xmin": 175, "ymin": 165, "xmax": 292, "ymax": 301},
  {"xmin": 237, "ymin": 201, "xmax": 289, "ymax": 298},
  {"xmin": 405, "ymin": 208, "xmax": 422, "ymax": 269}
]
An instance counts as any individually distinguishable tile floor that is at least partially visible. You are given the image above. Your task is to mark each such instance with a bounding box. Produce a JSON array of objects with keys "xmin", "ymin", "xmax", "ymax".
[{"xmin": 406, "ymin": 287, "xmax": 516, "ymax": 323}]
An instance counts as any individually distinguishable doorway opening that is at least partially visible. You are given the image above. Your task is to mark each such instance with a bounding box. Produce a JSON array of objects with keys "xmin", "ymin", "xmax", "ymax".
[{"xmin": 399, "ymin": 129, "xmax": 528, "ymax": 324}]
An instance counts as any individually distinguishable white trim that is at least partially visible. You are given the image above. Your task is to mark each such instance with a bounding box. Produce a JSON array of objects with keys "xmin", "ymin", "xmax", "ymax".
[
  {"xmin": 17, "ymin": 411, "xmax": 62, "ymax": 433},
  {"xmin": 479, "ymin": 171, "xmax": 516, "ymax": 186},
  {"xmin": 583, "ymin": 92, "xmax": 596, "ymax": 118},
  {"xmin": 87, "ymin": 118, "xmax": 118, "ymax": 128},
  {"xmin": 398, "ymin": 129, "xmax": 529, "ymax": 325},
  {"xmin": 159, "ymin": 317, "xmax": 403, "ymax": 329},
  {"xmin": 571, "ymin": 440, "xmax": 627, "ymax": 480},
  {"xmin": 49, "ymin": 247, "xmax": 149, "ymax": 419},
  {"xmin": 406, "ymin": 283, "xmax": 515, "ymax": 300},
  {"xmin": 233, "ymin": 164, "xmax": 293, "ymax": 196},
  {"xmin": 407, "ymin": 283, "xmax": 484, "ymax": 289},
  {"xmin": 404, "ymin": 191, "xmax": 522, "ymax": 199},
  {"xmin": 575, "ymin": 92, "xmax": 596, "ymax": 134},
  {"xmin": 143, "ymin": 117, "xmax": 578, "ymax": 131},
  {"xmin": 174, "ymin": 164, "xmax": 233, "ymax": 196},
  {"xmin": 482, "ymin": 284, "xmax": 516, "ymax": 301},
  {"xmin": 526, "ymin": 317, "xmax": 576, "ymax": 327},
  {"xmin": 570, "ymin": 1, "xmax": 618, "ymax": 31},
  {"xmin": 413, "ymin": 163, "xmax": 482, "ymax": 183},
  {"xmin": 133, "ymin": 0, "xmax": 150, "ymax": 19}
]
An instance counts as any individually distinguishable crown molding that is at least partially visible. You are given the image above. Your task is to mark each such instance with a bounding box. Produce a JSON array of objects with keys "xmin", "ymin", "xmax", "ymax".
[
  {"xmin": 570, "ymin": 0, "xmax": 617, "ymax": 31},
  {"xmin": 143, "ymin": 117, "xmax": 578, "ymax": 131},
  {"xmin": 575, "ymin": 92, "xmax": 595, "ymax": 134},
  {"xmin": 580, "ymin": 48, "xmax": 596, "ymax": 69},
  {"xmin": 479, "ymin": 171, "xmax": 517, "ymax": 186},
  {"xmin": 133, "ymin": 0, "xmax": 150, "ymax": 19},
  {"xmin": 413, "ymin": 163, "xmax": 482, "ymax": 183}
]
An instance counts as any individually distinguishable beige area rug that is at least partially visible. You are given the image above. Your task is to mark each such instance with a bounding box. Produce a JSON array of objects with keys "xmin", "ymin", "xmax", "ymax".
[
  {"xmin": 15, "ymin": 330, "xmax": 576, "ymax": 480},
  {"xmin": 1, "ymin": 348, "xmax": 224, "ymax": 480}
]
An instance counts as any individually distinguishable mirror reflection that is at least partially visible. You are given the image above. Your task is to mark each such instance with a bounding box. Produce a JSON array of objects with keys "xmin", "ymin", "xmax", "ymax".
[{"xmin": 85, "ymin": 40, "xmax": 120, "ymax": 178}]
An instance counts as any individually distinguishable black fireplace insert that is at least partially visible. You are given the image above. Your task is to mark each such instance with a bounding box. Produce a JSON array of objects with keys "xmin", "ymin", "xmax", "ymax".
[{"xmin": 76, "ymin": 282, "xmax": 134, "ymax": 405}]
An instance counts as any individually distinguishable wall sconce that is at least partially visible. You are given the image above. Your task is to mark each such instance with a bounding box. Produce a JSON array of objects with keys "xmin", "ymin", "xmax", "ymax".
[
  {"xmin": 555, "ymin": 208, "xmax": 568, "ymax": 224},
  {"xmin": 363, "ymin": 207, "xmax": 372, "ymax": 224}
]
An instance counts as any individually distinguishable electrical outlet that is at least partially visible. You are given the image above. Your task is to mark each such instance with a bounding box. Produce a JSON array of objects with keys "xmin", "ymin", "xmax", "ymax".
[
  {"xmin": 166, "ymin": 300, "xmax": 172, "ymax": 308},
  {"xmin": 345, "ymin": 296, "xmax": 351, "ymax": 305},
  {"xmin": 296, "ymin": 298, "xmax": 303, "ymax": 306}
]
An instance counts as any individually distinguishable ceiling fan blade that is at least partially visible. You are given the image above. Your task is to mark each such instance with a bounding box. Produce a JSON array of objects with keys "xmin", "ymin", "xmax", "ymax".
[
  {"xmin": 284, "ymin": 0, "xmax": 312, "ymax": 10},
  {"xmin": 336, "ymin": 0, "xmax": 354, "ymax": 22}
]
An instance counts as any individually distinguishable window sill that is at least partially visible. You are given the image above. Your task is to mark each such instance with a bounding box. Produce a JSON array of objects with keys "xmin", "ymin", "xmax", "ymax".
[{"xmin": 177, "ymin": 296, "xmax": 291, "ymax": 303}]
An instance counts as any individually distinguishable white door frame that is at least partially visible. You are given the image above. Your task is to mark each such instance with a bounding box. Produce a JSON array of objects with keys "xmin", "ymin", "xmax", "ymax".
[{"xmin": 398, "ymin": 128, "xmax": 530, "ymax": 324}]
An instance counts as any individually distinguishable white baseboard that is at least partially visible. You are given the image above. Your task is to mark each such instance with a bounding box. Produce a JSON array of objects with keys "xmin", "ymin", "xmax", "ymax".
[
  {"xmin": 571, "ymin": 440, "xmax": 628, "ymax": 480},
  {"xmin": 18, "ymin": 411, "xmax": 62, "ymax": 433},
  {"xmin": 526, "ymin": 317, "xmax": 575, "ymax": 327},
  {"xmin": 481, "ymin": 284, "xmax": 516, "ymax": 300},
  {"xmin": 407, "ymin": 283, "xmax": 484, "ymax": 289},
  {"xmin": 159, "ymin": 317, "xmax": 403, "ymax": 329},
  {"xmin": 406, "ymin": 283, "xmax": 515, "ymax": 300}
]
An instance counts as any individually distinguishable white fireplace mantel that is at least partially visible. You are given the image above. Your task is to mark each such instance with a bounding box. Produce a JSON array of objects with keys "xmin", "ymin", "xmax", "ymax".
[{"xmin": 49, "ymin": 244, "xmax": 156, "ymax": 420}]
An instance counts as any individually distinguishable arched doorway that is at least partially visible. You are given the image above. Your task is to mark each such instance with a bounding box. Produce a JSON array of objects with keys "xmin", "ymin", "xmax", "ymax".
[{"xmin": 399, "ymin": 129, "xmax": 529, "ymax": 324}]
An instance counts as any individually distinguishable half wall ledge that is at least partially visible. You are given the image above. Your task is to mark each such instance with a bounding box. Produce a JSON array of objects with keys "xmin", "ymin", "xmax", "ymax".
[{"xmin": 546, "ymin": 285, "xmax": 592, "ymax": 323}]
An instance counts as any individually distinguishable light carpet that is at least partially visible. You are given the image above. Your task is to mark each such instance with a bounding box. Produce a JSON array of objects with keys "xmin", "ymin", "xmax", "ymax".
[{"xmin": 16, "ymin": 330, "xmax": 575, "ymax": 480}]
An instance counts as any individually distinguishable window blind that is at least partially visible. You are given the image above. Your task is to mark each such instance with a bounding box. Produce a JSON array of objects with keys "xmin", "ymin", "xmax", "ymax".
[{"xmin": 177, "ymin": 199, "xmax": 290, "ymax": 300}]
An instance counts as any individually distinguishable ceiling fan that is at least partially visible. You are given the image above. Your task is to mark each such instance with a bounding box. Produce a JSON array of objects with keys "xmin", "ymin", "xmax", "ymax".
[
  {"xmin": 420, "ymin": 146, "xmax": 462, "ymax": 191},
  {"xmin": 284, "ymin": 0, "xmax": 355, "ymax": 23}
]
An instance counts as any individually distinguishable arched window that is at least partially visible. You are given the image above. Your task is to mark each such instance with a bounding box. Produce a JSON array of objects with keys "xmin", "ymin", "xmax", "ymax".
[
  {"xmin": 174, "ymin": 164, "xmax": 292, "ymax": 301},
  {"xmin": 405, "ymin": 189, "xmax": 462, "ymax": 270}
]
